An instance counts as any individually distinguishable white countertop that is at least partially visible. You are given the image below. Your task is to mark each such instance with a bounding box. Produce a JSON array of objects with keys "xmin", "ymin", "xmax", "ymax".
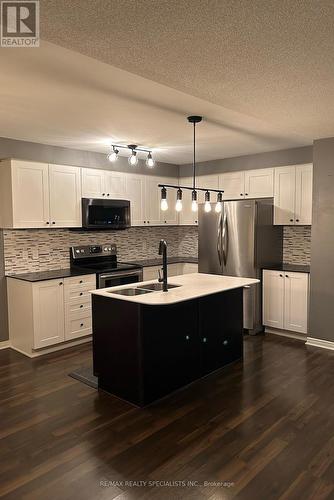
[{"xmin": 91, "ymin": 273, "xmax": 259, "ymax": 306}]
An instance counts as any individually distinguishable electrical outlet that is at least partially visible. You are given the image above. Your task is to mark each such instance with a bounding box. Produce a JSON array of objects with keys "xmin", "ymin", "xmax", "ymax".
[{"xmin": 32, "ymin": 248, "xmax": 39, "ymax": 260}]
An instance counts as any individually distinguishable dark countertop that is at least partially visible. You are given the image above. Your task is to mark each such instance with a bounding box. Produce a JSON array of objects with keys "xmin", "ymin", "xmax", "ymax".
[
  {"xmin": 263, "ymin": 263, "xmax": 310, "ymax": 273},
  {"xmin": 6, "ymin": 268, "xmax": 97, "ymax": 282},
  {"xmin": 130, "ymin": 256, "xmax": 198, "ymax": 268},
  {"xmin": 6, "ymin": 256, "xmax": 198, "ymax": 282}
]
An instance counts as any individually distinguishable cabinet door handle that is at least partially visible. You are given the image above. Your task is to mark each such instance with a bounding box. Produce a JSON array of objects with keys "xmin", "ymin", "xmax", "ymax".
[
  {"xmin": 290, "ymin": 219, "xmax": 293, "ymax": 222},
  {"xmin": 185, "ymin": 335, "xmax": 190, "ymax": 340},
  {"xmin": 296, "ymin": 219, "xmax": 300, "ymax": 222},
  {"xmin": 240, "ymin": 193, "xmax": 243, "ymax": 196},
  {"xmin": 223, "ymin": 340, "xmax": 228, "ymax": 346},
  {"xmin": 46, "ymin": 221, "xmax": 50, "ymax": 225},
  {"xmin": 285, "ymin": 275, "xmax": 289, "ymax": 278},
  {"xmin": 59, "ymin": 282, "xmax": 63, "ymax": 286},
  {"xmin": 79, "ymin": 280, "xmax": 83, "ymax": 284},
  {"xmin": 80, "ymin": 292, "xmax": 83, "ymax": 296},
  {"xmin": 245, "ymin": 193, "xmax": 249, "ymax": 196},
  {"xmin": 80, "ymin": 304, "xmax": 83, "ymax": 308},
  {"xmin": 202, "ymin": 337, "xmax": 207, "ymax": 343},
  {"xmin": 80, "ymin": 323, "xmax": 84, "ymax": 327},
  {"xmin": 107, "ymin": 193, "xmax": 110, "ymax": 196},
  {"xmin": 279, "ymin": 274, "xmax": 283, "ymax": 277},
  {"xmin": 52, "ymin": 221, "xmax": 56, "ymax": 225}
]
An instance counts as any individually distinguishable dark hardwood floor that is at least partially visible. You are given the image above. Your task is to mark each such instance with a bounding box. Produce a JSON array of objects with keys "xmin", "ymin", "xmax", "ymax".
[{"xmin": 1, "ymin": 335, "xmax": 334, "ymax": 500}]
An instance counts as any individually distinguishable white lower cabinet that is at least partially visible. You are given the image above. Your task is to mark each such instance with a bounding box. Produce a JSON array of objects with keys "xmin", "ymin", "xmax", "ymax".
[
  {"xmin": 7, "ymin": 274, "xmax": 96, "ymax": 356},
  {"xmin": 263, "ymin": 270, "xmax": 309, "ymax": 335}
]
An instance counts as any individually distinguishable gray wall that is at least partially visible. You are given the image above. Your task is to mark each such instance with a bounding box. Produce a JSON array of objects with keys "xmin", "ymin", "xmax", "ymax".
[
  {"xmin": 179, "ymin": 146, "xmax": 313, "ymax": 177},
  {"xmin": 0, "ymin": 137, "xmax": 178, "ymax": 177},
  {"xmin": 309, "ymin": 138, "xmax": 334, "ymax": 342},
  {"xmin": 0, "ymin": 231, "xmax": 8, "ymax": 342}
]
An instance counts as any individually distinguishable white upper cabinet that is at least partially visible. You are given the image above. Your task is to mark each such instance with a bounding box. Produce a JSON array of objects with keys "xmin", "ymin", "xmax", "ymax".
[
  {"xmin": 295, "ymin": 164, "xmax": 313, "ymax": 225},
  {"xmin": 274, "ymin": 164, "xmax": 313, "ymax": 225},
  {"xmin": 0, "ymin": 160, "xmax": 82, "ymax": 229},
  {"xmin": 274, "ymin": 166, "xmax": 296, "ymax": 224},
  {"xmin": 144, "ymin": 176, "xmax": 161, "ymax": 225},
  {"xmin": 159, "ymin": 177, "xmax": 179, "ymax": 225},
  {"xmin": 126, "ymin": 174, "xmax": 146, "ymax": 226},
  {"xmin": 49, "ymin": 164, "xmax": 82, "ymax": 227},
  {"xmin": 11, "ymin": 160, "xmax": 50, "ymax": 228},
  {"xmin": 244, "ymin": 168, "xmax": 274, "ymax": 198},
  {"xmin": 81, "ymin": 168, "xmax": 106, "ymax": 198},
  {"xmin": 105, "ymin": 171, "xmax": 127, "ymax": 199},
  {"xmin": 218, "ymin": 171, "xmax": 245, "ymax": 200},
  {"xmin": 178, "ymin": 177, "xmax": 198, "ymax": 225}
]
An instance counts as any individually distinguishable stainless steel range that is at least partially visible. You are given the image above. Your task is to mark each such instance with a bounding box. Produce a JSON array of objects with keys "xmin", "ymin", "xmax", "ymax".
[{"xmin": 70, "ymin": 244, "xmax": 143, "ymax": 289}]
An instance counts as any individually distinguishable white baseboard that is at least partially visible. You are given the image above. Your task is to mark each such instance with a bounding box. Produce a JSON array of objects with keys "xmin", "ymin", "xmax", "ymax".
[
  {"xmin": 265, "ymin": 327, "xmax": 306, "ymax": 342},
  {"xmin": 10, "ymin": 337, "xmax": 92, "ymax": 358},
  {"xmin": 0, "ymin": 340, "xmax": 10, "ymax": 350},
  {"xmin": 306, "ymin": 337, "xmax": 334, "ymax": 351}
]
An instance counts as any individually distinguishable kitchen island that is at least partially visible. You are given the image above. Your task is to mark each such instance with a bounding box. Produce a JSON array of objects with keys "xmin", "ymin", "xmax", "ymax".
[{"xmin": 91, "ymin": 273, "xmax": 259, "ymax": 406}]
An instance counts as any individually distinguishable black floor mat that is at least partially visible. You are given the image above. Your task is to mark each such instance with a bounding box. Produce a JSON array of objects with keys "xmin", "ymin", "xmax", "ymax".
[{"xmin": 69, "ymin": 365, "xmax": 98, "ymax": 389}]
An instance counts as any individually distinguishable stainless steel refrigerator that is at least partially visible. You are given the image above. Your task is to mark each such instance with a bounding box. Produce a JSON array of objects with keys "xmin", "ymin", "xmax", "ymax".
[{"xmin": 198, "ymin": 198, "xmax": 283, "ymax": 334}]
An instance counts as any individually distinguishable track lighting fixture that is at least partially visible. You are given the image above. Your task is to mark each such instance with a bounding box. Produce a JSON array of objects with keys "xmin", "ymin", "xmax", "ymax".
[
  {"xmin": 160, "ymin": 187, "xmax": 168, "ymax": 211},
  {"xmin": 204, "ymin": 191, "xmax": 212, "ymax": 212},
  {"xmin": 107, "ymin": 146, "xmax": 119, "ymax": 162},
  {"xmin": 146, "ymin": 152, "xmax": 155, "ymax": 168},
  {"xmin": 106, "ymin": 144, "xmax": 154, "ymax": 168}
]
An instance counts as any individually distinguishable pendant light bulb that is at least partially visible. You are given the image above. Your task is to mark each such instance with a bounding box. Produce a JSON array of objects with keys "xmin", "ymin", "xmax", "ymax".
[
  {"xmin": 191, "ymin": 190, "xmax": 198, "ymax": 212},
  {"xmin": 146, "ymin": 152, "xmax": 155, "ymax": 168},
  {"xmin": 128, "ymin": 150, "xmax": 138, "ymax": 166},
  {"xmin": 107, "ymin": 146, "xmax": 119, "ymax": 162},
  {"xmin": 175, "ymin": 188, "xmax": 183, "ymax": 212},
  {"xmin": 160, "ymin": 187, "xmax": 168, "ymax": 211},
  {"xmin": 204, "ymin": 191, "xmax": 211, "ymax": 212},
  {"xmin": 215, "ymin": 192, "xmax": 223, "ymax": 213}
]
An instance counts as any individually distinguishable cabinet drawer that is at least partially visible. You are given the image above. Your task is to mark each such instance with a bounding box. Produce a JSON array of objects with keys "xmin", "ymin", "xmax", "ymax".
[
  {"xmin": 65, "ymin": 287, "xmax": 93, "ymax": 301},
  {"xmin": 64, "ymin": 274, "xmax": 96, "ymax": 287},
  {"xmin": 65, "ymin": 315, "xmax": 92, "ymax": 341},
  {"xmin": 65, "ymin": 298, "xmax": 92, "ymax": 315}
]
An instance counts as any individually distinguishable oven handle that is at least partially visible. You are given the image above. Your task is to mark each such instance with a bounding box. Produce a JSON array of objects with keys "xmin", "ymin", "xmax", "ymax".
[{"xmin": 99, "ymin": 270, "xmax": 142, "ymax": 279}]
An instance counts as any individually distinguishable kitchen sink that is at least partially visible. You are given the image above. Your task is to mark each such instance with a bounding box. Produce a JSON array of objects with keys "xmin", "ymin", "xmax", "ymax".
[
  {"xmin": 138, "ymin": 283, "xmax": 181, "ymax": 291},
  {"xmin": 109, "ymin": 288, "xmax": 153, "ymax": 296}
]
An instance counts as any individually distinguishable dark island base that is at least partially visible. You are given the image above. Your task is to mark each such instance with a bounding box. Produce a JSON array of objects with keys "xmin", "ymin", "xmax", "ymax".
[{"xmin": 92, "ymin": 288, "xmax": 243, "ymax": 407}]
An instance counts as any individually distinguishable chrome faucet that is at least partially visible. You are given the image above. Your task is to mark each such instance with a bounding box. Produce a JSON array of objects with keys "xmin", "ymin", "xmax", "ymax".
[{"xmin": 158, "ymin": 239, "xmax": 168, "ymax": 292}]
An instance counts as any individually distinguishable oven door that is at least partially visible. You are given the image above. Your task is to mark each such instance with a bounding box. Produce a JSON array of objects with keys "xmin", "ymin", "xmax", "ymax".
[{"xmin": 98, "ymin": 269, "xmax": 143, "ymax": 289}]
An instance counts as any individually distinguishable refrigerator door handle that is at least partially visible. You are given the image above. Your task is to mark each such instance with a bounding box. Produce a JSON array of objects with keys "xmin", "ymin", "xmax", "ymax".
[
  {"xmin": 217, "ymin": 212, "xmax": 222, "ymax": 266},
  {"xmin": 222, "ymin": 212, "xmax": 228, "ymax": 266}
]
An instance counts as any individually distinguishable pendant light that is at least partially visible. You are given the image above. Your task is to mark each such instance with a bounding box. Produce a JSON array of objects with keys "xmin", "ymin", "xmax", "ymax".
[
  {"xmin": 158, "ymin": 116, "xmax": 223, "ymax": 214},
  {"xmin": 128, "ymin": 145, "xmax": 138, "ymax": 167},
  {"xmin": 175, "ymin": 188, "xmax": 183, "ymax": 212},
  {"xmin": 146, "ymin": 152, "xmax": 155, "ymax": 168},
  {"xmin": 204, "ymin": 191, "xmax": 212, "ymax": 212},
  {"xmin": 215, "ymin": 192, "xmax": 223, "ymax": 213},
  {"xmin": 160, "ymin": 186, "xmax": 168, "ymax": 211}
]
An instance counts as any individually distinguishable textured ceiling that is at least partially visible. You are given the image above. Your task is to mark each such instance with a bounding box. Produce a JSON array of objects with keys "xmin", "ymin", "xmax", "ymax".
[
  {"xmin": 0, "ymin": 42, "xmax": 307, "ymax": 164},
  {"xmin": 40, "ymin": 0, "xmax": 334, "ymax": 139}
]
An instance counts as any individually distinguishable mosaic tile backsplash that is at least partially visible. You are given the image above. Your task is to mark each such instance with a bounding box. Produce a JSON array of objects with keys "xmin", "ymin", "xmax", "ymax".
[
  {"xmin": 283, "ymin": 226, "xmax": 311, "ymax": 265},
  {"xmin": 2, "ymin": 224, "xmax": 310, "ymax": 274},
  {"xmin": 3, "ymin": 226, "xmax": 199, "ymax": 274}
]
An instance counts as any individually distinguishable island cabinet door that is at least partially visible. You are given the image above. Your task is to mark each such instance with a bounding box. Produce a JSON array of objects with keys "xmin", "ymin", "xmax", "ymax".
[
  {"xmin": 142, "ymin": 300, "xmax": 201, "ymax": 405},
  {"xmin": 199, "ymin": 289, "xmax": 243, "ymax": 376}
]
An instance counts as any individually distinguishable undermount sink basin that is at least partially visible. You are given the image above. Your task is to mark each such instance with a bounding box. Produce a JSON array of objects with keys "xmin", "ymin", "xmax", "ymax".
[
  {"xmin": 109, "ymin": 288, "xmax": 153, "ymax": 296},
  {"xmin": 138, "ymin": 283, "xmax": 181, "ymax": 291}
]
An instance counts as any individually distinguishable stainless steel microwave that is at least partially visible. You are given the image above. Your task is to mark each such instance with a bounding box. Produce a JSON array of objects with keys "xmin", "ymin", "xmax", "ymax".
[{"xmin": 81, "ymin": 198, "xmax": 131, "ymax": 230}]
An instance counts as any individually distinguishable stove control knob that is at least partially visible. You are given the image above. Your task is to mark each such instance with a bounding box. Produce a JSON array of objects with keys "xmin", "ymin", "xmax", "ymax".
[
  {"xmin": 76, "ymin": 249, "xmax": 80, "ymax": 254},
  {"xmin": 108, "ymin": 247, "xmax": 111, "ymax": 251},
  {"xmin": 80, "ymin": 249, "xmax": 84, "ymax": 253}
]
